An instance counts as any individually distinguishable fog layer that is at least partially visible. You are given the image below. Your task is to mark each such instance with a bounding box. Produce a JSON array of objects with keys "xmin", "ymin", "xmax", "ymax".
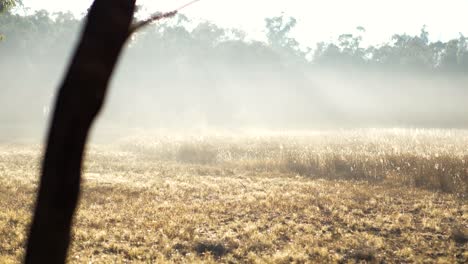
[{"xmin": 1, "ymin": 11, "xmax": 468, "ymax": 141}]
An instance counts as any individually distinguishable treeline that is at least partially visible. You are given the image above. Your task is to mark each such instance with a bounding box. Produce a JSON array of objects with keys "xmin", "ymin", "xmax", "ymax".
[
  {"xmin": 1, "ymin": 9, "xmax": 468, "ymax": 134},
  {"xmin": 1, "ymin": 10, "xmax": 468, "ymax": 72}
]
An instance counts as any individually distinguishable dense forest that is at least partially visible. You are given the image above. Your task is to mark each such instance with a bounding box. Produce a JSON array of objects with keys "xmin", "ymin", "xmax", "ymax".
[{"xmin": 1, "ymin": 6, "xmax": 468, "ymax": 139}]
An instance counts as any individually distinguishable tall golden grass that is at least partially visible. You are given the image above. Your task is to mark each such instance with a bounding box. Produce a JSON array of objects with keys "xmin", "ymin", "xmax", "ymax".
[{"xmin": 118, "ymin": 129, "xmax": 468, "ymax": 196}]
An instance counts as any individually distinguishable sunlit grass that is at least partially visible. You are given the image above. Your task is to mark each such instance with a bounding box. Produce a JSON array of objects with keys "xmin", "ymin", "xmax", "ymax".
[
  {"xmin": 0, "ymin": 129, "xmax": 467, "ymax": 263},
  {"xmin": 119, "ymin": 128, "xmax": 468, "ymax": 195}
]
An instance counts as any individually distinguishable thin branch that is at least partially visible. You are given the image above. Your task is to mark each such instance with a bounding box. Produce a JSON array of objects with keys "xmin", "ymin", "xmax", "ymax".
[
  {"xmin": 129, "ymin": 0, "xmax": 204, "ymax": 35},
  {"xmin": 129, "ymin": 10, "xmax": 178, "ymax": 35}
]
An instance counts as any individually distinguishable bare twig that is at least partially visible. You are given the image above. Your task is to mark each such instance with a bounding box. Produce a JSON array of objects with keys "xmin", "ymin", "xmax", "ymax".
[
  {"xmin": 129, "ymin": 10, "xmax": 178, "ymax": 35},
  {"xmin": 175, "ymin": 0, "xmax": 203, "ymax": 11},
  {"xmin": 129, "ymin": 0, "xmax": 204, "ymax": 35}
]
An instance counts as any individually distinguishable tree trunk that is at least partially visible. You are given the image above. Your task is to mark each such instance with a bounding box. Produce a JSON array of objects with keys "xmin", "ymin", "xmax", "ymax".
[{"xmin": 25, "ymin": 0, "xmax": 136, "ymax": 263}]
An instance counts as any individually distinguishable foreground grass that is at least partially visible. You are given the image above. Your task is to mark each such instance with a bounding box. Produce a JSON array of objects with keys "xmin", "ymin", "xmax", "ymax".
[{"xmin": 0, "ymin": 129, "xmax": 467, "ymax": 263}]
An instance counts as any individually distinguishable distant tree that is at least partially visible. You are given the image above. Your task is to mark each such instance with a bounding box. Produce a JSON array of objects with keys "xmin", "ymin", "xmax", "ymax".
[
  {"xmin": 313, "ymin": 27, "xmax": 367, "ymax": 67},
  {"xmin": 337, "ymin": 27, "xmax": 366, "ymax": 64},
  {"xmin": 439, "ymin": 39, "xmax": 460, "ymax": 70},
  {"xmin": 264, "ymin": 14, "xmax": 306, "ymax": 60},
  {"xmin": 457, "ymin": 34, "xmax": 468, "ymax": 70},
  {"xmin": 192, "ymin": 21, "xmax": 224, "ymax": 46},
  {"xmin": 313, "ymin": 42, "xmax": 341, "ymax": 66},
  {"xmin": 386, "ymin": 27, "xmax": 433, "ymax": 70},
  {"xmin": 437, "ymin": 33, "xmax": 468, "ymax": 72},
  {"xmin": 265, "ymin": 15, "xmax": 298, "ymax": 49}
]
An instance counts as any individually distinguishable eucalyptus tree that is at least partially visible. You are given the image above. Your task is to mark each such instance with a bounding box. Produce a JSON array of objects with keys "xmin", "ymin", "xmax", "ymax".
[{"xmin": 24, "ymin": 0, "xmax": 177, "ymax": 263}]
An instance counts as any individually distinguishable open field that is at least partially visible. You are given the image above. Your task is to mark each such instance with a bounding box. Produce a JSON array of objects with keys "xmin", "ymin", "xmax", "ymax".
[{"xmin": 0, "ymin": 129, "xmax": 467, "ymax": 263}]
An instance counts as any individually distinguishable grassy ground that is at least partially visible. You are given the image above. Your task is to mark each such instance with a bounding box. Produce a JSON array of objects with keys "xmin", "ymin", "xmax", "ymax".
[{"xmin": 0, "ymin": 129, "xmax": 467, "ymax": 263}]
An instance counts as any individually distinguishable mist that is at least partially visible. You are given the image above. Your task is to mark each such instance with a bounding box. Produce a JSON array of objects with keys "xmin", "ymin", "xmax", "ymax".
[{"xmin": 1, "ymin": 10, "xmax": 468, "ymax": 142}]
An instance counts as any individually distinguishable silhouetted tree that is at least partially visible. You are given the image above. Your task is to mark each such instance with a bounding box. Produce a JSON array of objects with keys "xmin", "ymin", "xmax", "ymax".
[{"xmin": 24, "ymin": 0, "xmax": 137, "ymax": 263}]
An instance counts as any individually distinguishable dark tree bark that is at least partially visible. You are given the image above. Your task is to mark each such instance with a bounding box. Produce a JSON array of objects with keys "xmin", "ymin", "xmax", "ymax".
[{"xmin": 25, "ymin": 0, "xmax": 136, "ymax": 263}]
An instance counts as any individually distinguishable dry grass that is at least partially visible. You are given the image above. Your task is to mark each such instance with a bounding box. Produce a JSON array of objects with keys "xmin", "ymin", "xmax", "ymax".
[
  {"xmin": 119, "ymin": 129, "xmax": 468, "ymax": 195},
  {"xmin": 0, "ymin": 129, "xmax": 467, "ymax": 263}
]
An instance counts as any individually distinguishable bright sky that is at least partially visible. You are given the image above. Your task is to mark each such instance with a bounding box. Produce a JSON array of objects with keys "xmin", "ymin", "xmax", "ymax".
[{"xmin": 22, "ymin": 0, "xmax": 468, "ymax": 47}]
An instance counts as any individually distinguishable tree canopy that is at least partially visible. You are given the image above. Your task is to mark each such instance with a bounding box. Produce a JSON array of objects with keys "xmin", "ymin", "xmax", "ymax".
[{"xmin": 1, "ymin": 10, "xmax": 467, "ymax": 72}]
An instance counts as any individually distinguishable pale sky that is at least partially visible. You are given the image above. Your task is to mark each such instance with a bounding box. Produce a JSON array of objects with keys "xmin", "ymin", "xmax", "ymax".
[{"xmin": 22, "ymin": 0, "xmax": 468, "ymax": 47}]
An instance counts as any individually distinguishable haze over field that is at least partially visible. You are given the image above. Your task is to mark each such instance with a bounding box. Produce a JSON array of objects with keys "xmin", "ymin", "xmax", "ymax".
[{"xmin": 2, "ymin": 1, "xmax": 468, "ymax": 142}]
